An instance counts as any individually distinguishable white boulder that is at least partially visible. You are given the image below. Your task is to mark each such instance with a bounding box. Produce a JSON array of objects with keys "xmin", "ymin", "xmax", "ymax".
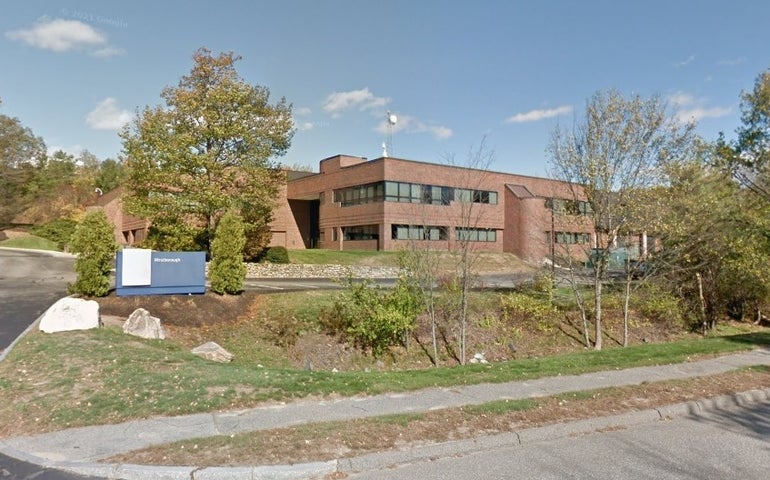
[
  {"xmin": 39, "ymin": 297, "xmax": 101, "ymax": 333},
  {"xmin": 192, "ymin": 342, "xmax": 234, "ymax": 363},
  {"xmin": 123, "ymin": 308, "xmax": 166, "ymax": 340}
]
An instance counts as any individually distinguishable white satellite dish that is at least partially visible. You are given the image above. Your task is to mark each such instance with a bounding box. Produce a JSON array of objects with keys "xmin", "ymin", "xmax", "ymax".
[{"xmin": 387, "ymin": 112, "xmax": 398, "ymax": 125}]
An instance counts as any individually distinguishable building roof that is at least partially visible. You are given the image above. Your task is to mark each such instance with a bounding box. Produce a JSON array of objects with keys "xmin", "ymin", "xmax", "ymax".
[{"xmin": 506, "ymin": 184, "xmax": 536, "ymax": 199}]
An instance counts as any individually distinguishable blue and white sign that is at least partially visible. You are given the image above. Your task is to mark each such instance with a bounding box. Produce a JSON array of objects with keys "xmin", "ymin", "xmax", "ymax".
[{"xmin": 116, "ymin": 249, "xmax": 206, "ymax": 296}]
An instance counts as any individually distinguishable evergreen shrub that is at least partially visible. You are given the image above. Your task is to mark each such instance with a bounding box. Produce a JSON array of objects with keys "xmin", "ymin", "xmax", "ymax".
[
  {"xmin": 262, "ymin": 246, "xmax": 289, "ymax": 264},
  {"xmin": 210, "ymin": 211, "xmax": 247, "ymax": 295},
  {"xmin": 68, "ymin": 210, "xmax": 117, "ymax": 297}
]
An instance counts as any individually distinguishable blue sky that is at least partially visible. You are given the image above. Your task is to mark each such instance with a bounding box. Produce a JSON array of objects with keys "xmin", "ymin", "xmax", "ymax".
[{"xmin": 1, "ymin": 0, "xmax": 769, "ymax": 177}]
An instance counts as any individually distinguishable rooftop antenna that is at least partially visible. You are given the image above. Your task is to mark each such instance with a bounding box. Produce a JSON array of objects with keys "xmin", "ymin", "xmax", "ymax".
[{"xmin": 385, "ymin": 110, "xmax": 397, "ymax": 157}]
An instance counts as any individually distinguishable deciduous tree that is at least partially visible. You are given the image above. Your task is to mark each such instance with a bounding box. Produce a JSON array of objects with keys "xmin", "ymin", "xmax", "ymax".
[
  {"xmin": 720, "ymin": 68, "xmax": 770, "ymax": 200},
  {"xmin": 0, "ymin": 99, "xmax": 46, "ymax": 224},
  {"xmin": 548, "ymin": 89, "xmax": 696, "ymax": 349},
  {"xmin": 121, "ymin": 48, "xmax": 293, "ymax": 254}
]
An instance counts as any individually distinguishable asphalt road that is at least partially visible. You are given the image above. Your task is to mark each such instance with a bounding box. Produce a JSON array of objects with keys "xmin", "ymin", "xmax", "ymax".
[
  {"xmin": 0, "ymin": 248, "xmax": 75, "ymax": 352},
  {"xmin": 348, "ymin": 400, "xmax": 770, "ymax": 480},
  {"xmin": 0, "ymin": 248, "xmax": 99, "ymax": 478}
]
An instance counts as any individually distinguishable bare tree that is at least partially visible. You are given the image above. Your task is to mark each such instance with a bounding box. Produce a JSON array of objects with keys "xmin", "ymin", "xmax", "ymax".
[
  {"xmin": 400, "ymin": 235, "xmax": 442, "ymax": 365},
  {"xmin": 548, "ymin": 89, "xmax": 696, "ymax": 350},
  {"xmin": 445, "ymin": 138, "xmax": 496, "ymax": 364}
]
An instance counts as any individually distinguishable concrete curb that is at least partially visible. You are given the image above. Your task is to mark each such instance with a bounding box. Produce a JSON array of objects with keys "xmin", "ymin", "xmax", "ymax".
[
  {"xmin": 23, "ymin": 386, "xmax": 769, "ymax": 480},
  {"xmin": 0, "ymin": 246, "xmax": 76, "ymax": 258},
  {"xmin": 338, "ymin": 387, "xmax": 770, "ymax": 476}
]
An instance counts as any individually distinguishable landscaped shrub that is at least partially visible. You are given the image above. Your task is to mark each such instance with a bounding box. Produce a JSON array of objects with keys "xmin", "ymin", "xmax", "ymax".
[
  {"xmin": 518, "ymin": 271, "xmax": 555, "ymax": 304},
  {"xmin": 68, "ymin": 210, "xmax": 117, "ymax": 297},
  {"xmin": 636, "ymin": 284, "xmax": 684, "ymax": 327},
  {"xmin": 501, "ymin": 292, "xmax": 556, "ymax": 321},
  {"xmin": 209, "ymin": 211, "xmax": 247, "ymax": 295},
  {"xmin": 30, "ymin": 218, "xmax": 78, "ymax": 251},
  {"xmin": 262, "ymin": 246, "xmax": 290, "ymax": 264},
  {"xmin": 501, "ymin": 291, "xmax": 557, "ymax": 332},
  {"xmin": 320, "ymin": 277, "xmax": 421, "ymax": 356}
]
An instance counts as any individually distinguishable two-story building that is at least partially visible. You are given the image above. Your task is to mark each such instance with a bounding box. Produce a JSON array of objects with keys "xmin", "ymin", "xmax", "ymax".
[
  {"xmin": 275, "ymin": 154, "xmax": 595, "ymax": 263},
  {"xmin": 96, "ymin": 153, "xmax": 599, "ymax": 265}
]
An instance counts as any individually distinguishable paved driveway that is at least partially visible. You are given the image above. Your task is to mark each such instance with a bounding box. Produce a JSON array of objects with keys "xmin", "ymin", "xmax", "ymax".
[{"xmin": 0, "ymin": 248, "xmax": 75, "ymax": 352}]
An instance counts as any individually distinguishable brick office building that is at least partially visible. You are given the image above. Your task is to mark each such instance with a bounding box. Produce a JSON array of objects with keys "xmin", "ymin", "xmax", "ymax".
[
  {"xmin": 98, "ymin": 154, "xmax": 599, "ymax": 265},
  {"xmin": 278, "ymin": 154, "xmax": 595, "ymax": 264}
]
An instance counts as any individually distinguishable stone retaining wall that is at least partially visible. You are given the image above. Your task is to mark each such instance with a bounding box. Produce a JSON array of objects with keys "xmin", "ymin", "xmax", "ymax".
[{"xmin": 243, "ymin": 263, "xmax": 400, "ymax": 279}]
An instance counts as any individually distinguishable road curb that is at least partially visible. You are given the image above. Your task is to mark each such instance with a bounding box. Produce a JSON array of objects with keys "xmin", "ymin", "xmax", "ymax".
[
  {"xmin": 41, "ymin": 386, "xmax": 770, "ymax": 480},
  {"xmin": 335, "ymin": 387, "xmax": 770, "ymax": 477}
]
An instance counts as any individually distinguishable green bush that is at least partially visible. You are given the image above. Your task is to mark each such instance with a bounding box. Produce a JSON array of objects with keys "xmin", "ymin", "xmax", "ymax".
[
  {"xmin": 68, "ymin": 210, "xmax": 117, "ymax": 297},
  {"xmin": 636, "ymin": 285, "xmax": 683, "ymax": 326},
  {"xmin": 501, "ymin": 292, "xmax": 556, "ymax": 322},
  {"xmin": 210, "ymin": 211, "xmax": 247, "ymax": 295},
  {"xmin": 262, "ymin": 246, "xmax": 290, "ymax": 264},
  {"xmin": 30, "ymin": 218, "xmax": 78, "ymax": 251},
  {"xmin": 518, "ymin": 271, "xmax": 555, "ymax": 304},
  {"xmin": 320, "ymin": 277, "xmax": 421, "ymax": 356}
]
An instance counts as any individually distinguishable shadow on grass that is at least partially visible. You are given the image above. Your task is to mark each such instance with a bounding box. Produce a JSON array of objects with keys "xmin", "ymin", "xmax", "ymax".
[{"xmin": 720, "ymin": 331, "xmax": 770, "ymax": 348}]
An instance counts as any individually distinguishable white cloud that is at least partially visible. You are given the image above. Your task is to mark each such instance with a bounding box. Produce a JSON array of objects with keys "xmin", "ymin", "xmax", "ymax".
[
  {"xmin": 428, "ymin": 125, "xmax": 453, "ymax": 140},
  {"xmin": 505, "ymin": 105, "xmax": 573, "ymax": 124},
  {"xmin": 323, "ymin": 88, "xmax": 390, "ymax": 117},
  {"xmin": 294, "ymin": 121, "xmax": 316, "ymax": 132},
  {"xmin": 674, "ymin": 55, "xmax": 696, "ymax": 68},
  {"xmin": 5, "ymin": 18, "xmax": 122, "ymax": 57},
  {"xmin": 375, "ymin": 114, "xmax": 452, "ymax": 140},
  {"xmin": 667, "ymin": 92, "xmax": 732, "ymax": 123},
  {"xmin": 292, "ymin": 107, "xmax": 318, "ymax": 131},
  {"xmin": 92, "ymin": 46, "xmax": 125, "ymax": 58},
  {"xmin": 717, "ymin": 57, "xmax": 746, "ymax": 67},
  {"xmin": 86, "ymin": 98, "xmax": 132, "ymax": 130},
  {"xmin": 668, "ymin": 92, "xmax": 695, "ymax": 107},
  {"xmin": 47, "ymin": 144, "xmax": 84, "ymax": 158}
]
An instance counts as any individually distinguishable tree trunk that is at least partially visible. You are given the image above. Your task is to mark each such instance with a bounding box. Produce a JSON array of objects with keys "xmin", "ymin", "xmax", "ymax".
[
  {"xmin": 594, "ymin": 266, "xmax": 603, "ymax": 350},
  {"xmin": 696, "ymin": 272, "xmax": 707, "ymax": 335},
  {"xmin": 623, "ymin": 273, "xmax": 631, "ymax": 347},
  {"xmin": 430, "ymin": 309, "xmax": 438, "ymax": 366}
]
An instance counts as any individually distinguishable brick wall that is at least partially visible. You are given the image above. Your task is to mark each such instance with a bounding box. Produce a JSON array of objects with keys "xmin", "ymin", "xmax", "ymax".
[{"xmin": 284, "ymin": 155, "xmax": 594, "ymax": 262}]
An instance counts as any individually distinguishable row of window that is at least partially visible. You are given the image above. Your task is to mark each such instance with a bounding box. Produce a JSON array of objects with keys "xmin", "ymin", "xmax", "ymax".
[
  {"xmin": 333, "ymin": 181, "xmax": 498, "ymax": 207},
  {"xmin": 392, "ymin": 225, "xmax": 497, "ymax": 242},
  {"xmin": 548, "ymin": 231, "xmax": 591, "ymax": 245},
  {"xmin": 332, "ymin": 224, "xmax": 499, "ymax": 242},
  {"xmin": 392, "ymin": 224, "xmax": 448, "ymax": 241},
  {"xmin": 546, "ymin": 197, "xmax": 592, "ymax": 216},
  {"xmin": 342, "ymin": 227, "xmax": 591, "ymax": 245}
]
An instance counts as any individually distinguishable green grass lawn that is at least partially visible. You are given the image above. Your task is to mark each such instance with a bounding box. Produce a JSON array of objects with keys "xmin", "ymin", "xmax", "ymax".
[
  {"xmin": 1, "ymin": 325, "xmax": 767, "ymax": 434},
  {"xmin": 0, "ymin": 235, "xmax": 60, "ymax": 251}
]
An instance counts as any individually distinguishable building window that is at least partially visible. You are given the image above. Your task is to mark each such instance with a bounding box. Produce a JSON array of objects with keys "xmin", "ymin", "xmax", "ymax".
[
  {"xmin": 546, "ymin": 198, "xmax": 591, "ymax": 216},
  {"xmin": 392, "ymin": 224, "xmax": 448, "ymax": 240},
  {"xmin": 335, "ymin": 181, "xmax": 495, "ymax": 207},
  {"xmin": 549, "ymin": 231, "xmax": 590, "ymax": 244},
  {"xmin": 384, "ymin": 181, "xmax": 452, "ymax": 205},
  {"xmin": 455, "ymin": 188, "xmax": 498, "ymax": 205},
  {"xmin": 334, "ymin": 182, "xmax": 384, "ymax": 206},
  {"xmin": 456, "ymin": 227, "xmax": 497, "ymax": 242},
  {"xmin": 342, "ymin": 225, "xmax": 379, "ymax": 240}
]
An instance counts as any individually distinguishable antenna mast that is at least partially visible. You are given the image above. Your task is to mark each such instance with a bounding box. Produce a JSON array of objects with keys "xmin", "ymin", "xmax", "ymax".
[{"xmin": 385, "ymin": 110, "xmax": 397, "ymax": 157}]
